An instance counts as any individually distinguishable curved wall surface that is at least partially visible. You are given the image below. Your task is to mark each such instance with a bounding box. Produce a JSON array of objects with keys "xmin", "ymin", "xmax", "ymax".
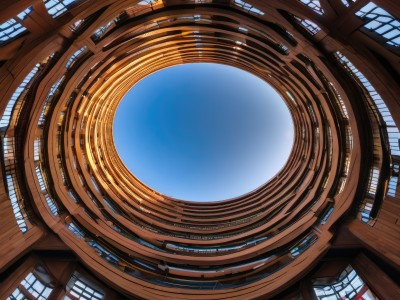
[{"xmin": 0, "ymin": 0, "xmax": 399, "ymax": 299}]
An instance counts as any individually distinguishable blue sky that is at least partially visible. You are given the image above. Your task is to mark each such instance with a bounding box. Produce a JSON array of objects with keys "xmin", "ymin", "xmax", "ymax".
[{"xmin": 113, "ymin": 63, "xmax": 293, "ymax": 202}]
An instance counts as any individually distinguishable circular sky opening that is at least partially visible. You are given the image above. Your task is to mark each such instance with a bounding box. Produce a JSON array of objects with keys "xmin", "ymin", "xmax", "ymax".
[{"xmin": 113, "ymin": 63, "xmax": 294, "ymax": 202}]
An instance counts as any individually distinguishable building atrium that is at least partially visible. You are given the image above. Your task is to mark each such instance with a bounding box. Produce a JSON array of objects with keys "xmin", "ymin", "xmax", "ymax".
[{"xmin": 0, "ymin": 0, "xmax": 400, "ymax": 299}]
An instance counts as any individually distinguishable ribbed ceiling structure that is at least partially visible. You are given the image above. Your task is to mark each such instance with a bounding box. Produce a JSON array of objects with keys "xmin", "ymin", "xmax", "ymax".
[{"xmin": 0, "ymin": 0, "xmax": 399, "ymax": 299}]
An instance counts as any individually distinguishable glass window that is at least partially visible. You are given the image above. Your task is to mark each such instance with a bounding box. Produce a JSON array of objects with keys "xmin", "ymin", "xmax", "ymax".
[
  {"xmin": 313, "ymin": 265, "xmax": 378, "ymax": 300},
  {"xmin": 138, "ymin": 0, "xmax": 160, "ymax": 5},
  {"xmin": 387, "ymin": 162, "xmax": 399, "ymax": 197},
  {"xmin": 0, "ymin": 17, "xmax": 28, "ymax": 45},
  {"xmin": 320, "ymin": 206, "xmax": 334, "ymax": 224},
  {"xmin": 65, "ymin": 272, "xmax": 105, "ymax": 300},
  {"xmin": 69, "ymin": 19, "xmax": 84, "ymax": 32},
  {"xmin": 7, "ymin": 288, "xmax": 24, "ymax": 300},
  {"xmin": 335, "ymin": 51, "xmax": 400, "ymax": 157},
  {"xmin": 290, "ymin": 232, "xmax": 318, "ymax": 258},
  {"xmin": 0, "ymin": 64, "xmax": 40, "ymax": 129},
  {"xmin": 8, "ymin": 272, "xmax": 53, "ymax": 300},
  {"xmin": 38, "ymin": 77, "xmax": 64, "ymax": 126},
  {"xmin": 68, "ymin": 190, "xmax": 79, "ymax": 203},
  {"xmin": 43, "ymin": 0, "xmax": 77, "ymax": 18},
  {"xmin": 35, "ymin": 166, "xmax": 47, "ymax": 192},
  {"xmin": 67, "ymin": 221, "xmax": 85, "ymax": 238},
  {"xmin": 193, "ymin": 0, "xmax": 213, "ymax": 3},
  {"xmin": 66, "ymin": 46, "xmax": 88, "ymax": 68},
  {"xmin": 285, "ymin": 90, "xmax": 297, "ymax": 106},
  {"xmin": 328, "ymin": 82, "xmax": 349, "ymax": 119},
  {"xmin": 341, "ymin": 0, "xmax": 357, "ymax": 7},
  {"xmin": 355, "ymin": 2, "xmax": 400, "ymax": 47},
  {"xmin": 367, "ymin": 167, "xmax": 380, "ymax": 196},
  {"xmin": 294, "ymin": 16, "xmax": 321, "ymax": 35},
  {"xmin": 34, "ymin": 138, "xmax": 41, "ymax": 161},
  {"xmin": 45, "ymin": 194, "xmax": 59, "ymax": 216},
  {"xmin": 299, "ymin": 0, "xmax": 324, "ymax": 15},
  {"xmin": 5, "ymin": 173, "xmax": 28, "ymax": 232},
  {"xmin": 91, "ymin": 20, "xmax": 117, "ymax": 41},
  {"xmin": 35, "ymin": 165, "xmax": 59, "ymax": 216},
  {"xmin": 17, "ymin": 7, "xmax": 33, "ymax": 20},
  {"xmin": 233, "ymin": 0, "xmax": 265, "ymax": 16}
]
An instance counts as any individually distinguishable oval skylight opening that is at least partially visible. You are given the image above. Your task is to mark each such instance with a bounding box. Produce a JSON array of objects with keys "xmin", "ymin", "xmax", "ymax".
[{"xmin": 113, "ymin": 63, "xmax": 294, "ymax": 202}]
